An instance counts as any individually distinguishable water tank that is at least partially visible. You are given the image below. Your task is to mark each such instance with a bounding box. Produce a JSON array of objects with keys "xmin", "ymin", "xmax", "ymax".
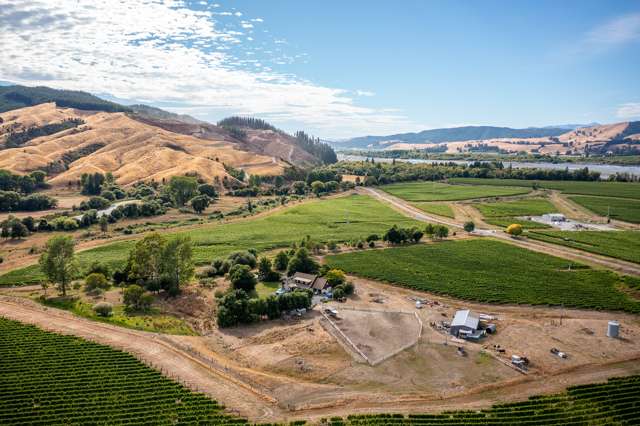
[{"xmin": 607, "ymin": 321, "xmax": 620, "ymax": 338}]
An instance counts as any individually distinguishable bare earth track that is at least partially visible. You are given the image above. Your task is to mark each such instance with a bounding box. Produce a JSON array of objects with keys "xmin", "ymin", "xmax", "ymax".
[{"xmin": 359, "ymin": 187, "xmax": 640, "ymax": 277}]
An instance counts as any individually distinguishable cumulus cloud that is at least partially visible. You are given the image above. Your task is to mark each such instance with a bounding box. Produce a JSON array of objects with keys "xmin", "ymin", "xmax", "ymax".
[
  {"xmin": 617, "ymin": 103, "xmax": 640, "ymax": 120},
  {"xmin": 0, "ymin": 0, "xmax": 416, "ymax": 138}
]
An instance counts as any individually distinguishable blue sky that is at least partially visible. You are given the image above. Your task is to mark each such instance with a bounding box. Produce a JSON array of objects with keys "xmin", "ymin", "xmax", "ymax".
[{"xmin": 1, "ymin": 1, "xmax": 639, "ymax": 138}]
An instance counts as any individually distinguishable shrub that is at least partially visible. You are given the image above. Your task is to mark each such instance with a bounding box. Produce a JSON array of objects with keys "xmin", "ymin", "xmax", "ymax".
[
  {"xmin": 506, "ymin": 223, "xmax": 523, "ymax": 237},
  {"xmin": 228, "ymin": 264, "xmax": 257, "ymax": 291},
  {"xmin": 227, "ymin": 251, "xmax": 257, "ymax": 268},
  {"xmin": 85, "ymin": 273, "xmax": 110, "ymax": 292},
  {"xmin": 464, "ymin": 221, "xmax": 475, "ymax": 232},
  {"xmin": 324, "ymin": 269, "xmax": 346, "ymax": 286},
  {"xmin": 123, "ymin": 284, "xmax": 152, "ymax": 312},
  {"xmin": 92, "ymin": 302, "xmax": 113, "ymax": 317},
  {"xmin": 273, "ymin": 251, "xmax": 289, "ymax": 271},
  {"xmin": 332, "ymin": 287, "xmax": 345, "ymax": 300}
]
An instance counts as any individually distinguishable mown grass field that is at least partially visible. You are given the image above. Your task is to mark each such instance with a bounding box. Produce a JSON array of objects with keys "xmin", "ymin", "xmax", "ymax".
[
  {"xmin": 527, "ymin": 230, "xmax": 640, "ymax": 264},
  {"xmin": 0, "ymin": 194, "xmax": 418, "ymax": 286},
  {"xmin": 326, "ymin": 239, "xmax": 640, "ymax": 312},
  {"xmin": 475, "ymin": 198, "xmax": 557, "ymax": 218},
  {"xmin": 381, "ymin": 181, "xmax": 530, "ymax": 202},
  {"xmin": 568, "ymin": 195, "xmax": 640, "ymax": 224},
  {"xmin": 411, "ymin": 202, "xmax": 455, "ymax": 218},
  {"xmin": 0, "ymin": 317, "xmax": 244, "ymax": 425},
  {"xmin": 449, "ymin": 178, "xmax": 640, "ymax": 199}
]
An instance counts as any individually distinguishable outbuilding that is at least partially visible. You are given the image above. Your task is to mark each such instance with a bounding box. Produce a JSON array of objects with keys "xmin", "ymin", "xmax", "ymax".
[{"xmin": 450, "ymin": 309, "xmax": 480, "ymax": 337}]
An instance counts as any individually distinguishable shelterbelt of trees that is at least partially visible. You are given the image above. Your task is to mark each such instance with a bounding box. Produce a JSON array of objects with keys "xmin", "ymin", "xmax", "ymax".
[{"xmin": 327, "ymin": 160, "xmax": 633, "ymax": 185}]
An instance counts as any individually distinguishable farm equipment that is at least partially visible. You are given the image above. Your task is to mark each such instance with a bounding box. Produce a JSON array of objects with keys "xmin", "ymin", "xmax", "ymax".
[
  {"xmin": 550, "ymin": 348, "xmax": 568, "ymax": 359},
  {"xmin": 511, "ymin": 355, "xmax": 530, "ymax": 370},
  {"xmin": 324, "ymin": 308, "xmax": 339, "ymax": 318}
]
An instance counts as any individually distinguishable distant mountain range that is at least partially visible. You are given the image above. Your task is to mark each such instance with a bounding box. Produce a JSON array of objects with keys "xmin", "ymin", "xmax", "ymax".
[
  {"xmin": 332, "ymin": 121, "xmax": 639, "ymax": 157},
  {"xmin": 333, "ymin": 125, "xmax": 596, "ymax": 150}
]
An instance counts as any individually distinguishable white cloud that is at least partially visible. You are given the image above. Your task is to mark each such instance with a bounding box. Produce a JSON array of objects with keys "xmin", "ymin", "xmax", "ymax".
[
  {"xmin": 251, "ymin": 18, "xmax": 264, "ymax": 23},
  {"xmin": 355, "ymin": 90, "xmax": 375, "ymax": 97},
  {"xmin": 0, "ymin": 0, "xmax": 415, "ymax": 138},
  {"xmin": 617, "ymin": 103, "xmax": 640, "ymax": 120},
  {"xmin": 586, "ymin": 13, "xmax": 640, "ymax": 48}
]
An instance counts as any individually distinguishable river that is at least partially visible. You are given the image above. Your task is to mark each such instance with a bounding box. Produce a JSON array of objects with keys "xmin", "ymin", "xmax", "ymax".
[{"xmin": 337, "ymin": 154, "xmax": 640, "ymax": 179}]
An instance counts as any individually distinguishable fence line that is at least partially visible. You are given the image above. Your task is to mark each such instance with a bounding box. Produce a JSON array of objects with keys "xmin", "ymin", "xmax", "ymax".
[{"xmin": 322, "ymin": 308, "xmax": 423, "ymax": 366}]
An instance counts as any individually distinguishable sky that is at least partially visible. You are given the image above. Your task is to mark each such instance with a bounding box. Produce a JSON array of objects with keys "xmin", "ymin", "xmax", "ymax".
[{"xmin": 1, "ymin": 0, "xmax": 639, "ymax": 139}]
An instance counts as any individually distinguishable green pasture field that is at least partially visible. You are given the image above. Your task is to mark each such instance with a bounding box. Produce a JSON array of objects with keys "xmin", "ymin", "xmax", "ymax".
[
  {"xmin": 449, "ymin": 178, "xmax": 640, "ymax": 199},
  {"xmin": 411, "ymin": 202, "xmax": 455, "ymax": 218},
  {"xmin": 568, "ymin": 195, "xmax": 640, "ymax": 224},
  {"xmin": 0, "ymin": 194, "xmax": 418, "ymax": 286},
  {"xmin": 0, "ymin": 317, "xmax": 243, "ymax": 425},
  {"xmin": 482, "ymin": 217, "xmax": 551, "ymax": 229},
  {"xmin": 475, "ymin": 198, "xmax": 557, "ymax": 218},
  {"xmin": 381, "ymin": 181, "xmax": 530, "ymax": 202},
  {"xmin": 527, "ymin": 230, "xmax": 640, "ymax": 264},
  {"xmin": 326, "ymin": 239, "xmax": 640, "ymax": 312}
]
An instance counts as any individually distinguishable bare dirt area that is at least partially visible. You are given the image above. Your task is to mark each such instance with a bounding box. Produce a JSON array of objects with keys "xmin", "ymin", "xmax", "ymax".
[
  {"xmin": 322, "ymin": 307, "xmax": 421, "ymax": 365},
  {"xmin": 2, "ymin": 270, "xmax": 640, "ymax": 423}
]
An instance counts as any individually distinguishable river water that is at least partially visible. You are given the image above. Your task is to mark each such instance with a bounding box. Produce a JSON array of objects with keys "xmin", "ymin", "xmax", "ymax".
[{"xmin": 337, "ymin": 154, "xmax": 640, "ymax": 179}]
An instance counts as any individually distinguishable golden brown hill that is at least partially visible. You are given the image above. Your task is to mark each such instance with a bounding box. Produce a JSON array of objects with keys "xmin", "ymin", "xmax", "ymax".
[
  {"xmin": 385, "ymin": 121, "xmax": 640, "ymax": 155},
  {"xmin": 134, "ymin": 115, "xmax": 318, "ymax": 167},
  {"xmin": 0, "ymin": 103, "xmax": 286, "ymax": 187}
]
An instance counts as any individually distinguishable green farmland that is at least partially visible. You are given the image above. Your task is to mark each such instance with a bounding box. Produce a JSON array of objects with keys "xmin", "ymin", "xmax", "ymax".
[
  {"xmin": 0, "ymin": 317, "xmax": 245, "ymax": 425},
  {"xmin": 411, "ymin": 202, "xmax": 455, "ymax": 218},
  {"xmin": 329, "ymin": 375, "xmax": 640, "ymax": 425},
  {"xmin": 0, "ymin": 194, "xmax": 418, "ymax": 286},
  {"xmin": 475, "ymin": 198, "xmax": 556, "ymax": 229},
  {"xmin": 326, "ymin": 239, "xmax": 640, "ymax": 312},
  {"xmin": 475, "ymin": 198, "xmax": 556, "ymax": 217},
  {"xmin": 449, "ymin": 178, "xmax": 640, "ymax": 199},
  {"xmin": 568, "ymin": 195, "xmax": 640, "ymax": 224},
  {"xmin": 381, "ymin": 181, "xmax": 530, "ymax": 202},
  {"xmin": 527, "ymin": 230, "xmax": 640, "ymax": 264}
]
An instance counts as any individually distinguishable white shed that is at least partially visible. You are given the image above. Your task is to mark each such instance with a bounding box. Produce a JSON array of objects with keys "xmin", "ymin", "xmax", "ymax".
[{"xmin": 450, "ymin": 309, "xmax": 480, "ymax": 337}]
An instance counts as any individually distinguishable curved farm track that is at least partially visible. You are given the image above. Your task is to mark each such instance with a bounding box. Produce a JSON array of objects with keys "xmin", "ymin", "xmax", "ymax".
[
  {"xmin": 2, "ymin": 295, "xmax": 640, "ymax": 423},
  {"xmin": 359, "ymin": 187, "xmax": 640, "ymax": 277}
]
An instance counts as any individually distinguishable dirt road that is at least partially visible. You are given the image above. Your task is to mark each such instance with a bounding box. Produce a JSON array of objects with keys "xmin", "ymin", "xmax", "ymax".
[{"xmin": 359, "ymin": 186, "xmax": 640, "ymax": 277}]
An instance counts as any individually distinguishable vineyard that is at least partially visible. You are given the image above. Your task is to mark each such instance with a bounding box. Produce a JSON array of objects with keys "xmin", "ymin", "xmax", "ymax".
[
  {"xmin": 527, "ymin": 230, "xmax": 640, "ymax": 265},
  {"xmin": 0, "ymin": 317, "xmax": 246, "ymax": 425},
  {"xmin": 326, "ymin": 375, "xmax": 640, "ymax": 424},
  {"xmin": 328, "ymin": 376, "xmax": 640, "ymax": 426},
  {"xmin": 326, "ymin": 239, "xmax": 640, "ymax": 312}
]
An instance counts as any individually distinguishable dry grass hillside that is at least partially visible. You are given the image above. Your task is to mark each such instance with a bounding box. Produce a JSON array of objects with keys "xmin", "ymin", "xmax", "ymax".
[
  {"xmin": 135, "ymin": 115, "xmax": 317, "ymax": 167},
  {"xmin": 0, "ymin": 103, "xmax": 287, "ymax": 186},
  {"xmin": 385, "ymin": 122, "xmax": 640, "ymax": 155}
]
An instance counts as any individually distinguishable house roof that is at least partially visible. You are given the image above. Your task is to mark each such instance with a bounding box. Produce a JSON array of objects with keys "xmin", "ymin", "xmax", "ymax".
[
  {"xmin": 288, "ymin": 273, "xmax": 330, "ymax": 291},
  {"xmin": 292, "ymin": 272, "xmax": 317, "ymax": 282},
  {"xmin": 312, "ymin": 277, "xmax": 328, "ymax": 291},
  {"xmin": 452, "ymin": 309, "xmax": 479, "ymax": 330}
]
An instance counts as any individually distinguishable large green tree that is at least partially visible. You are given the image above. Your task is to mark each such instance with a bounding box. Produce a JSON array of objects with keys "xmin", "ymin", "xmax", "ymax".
[
  {"xmin": 160, "ymin": 236, "xmax": 194, "ymax": 294},
  {"xmin": 190, "ymin": 195, "xmax": 210, "ymax": 214},
  {"xmin": 39, "ymin": 235, "xmax": 78, "ymax": 296},
  {"xmin": 128, "ymin": 232, "xmax": 166, "ymax": 284},
  {"xmin": 169, "ymin": 176, "xmax": 198, "ymax": 206},
  {"xmin": 286, "ymin": 247, "xmax": 319, "ymax": 276}
]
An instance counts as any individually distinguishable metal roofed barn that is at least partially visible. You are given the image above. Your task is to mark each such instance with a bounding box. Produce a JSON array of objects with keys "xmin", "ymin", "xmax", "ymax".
[{"xmin": 450, "ymin": 309, "xmax": 480, "ymax": 337}]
